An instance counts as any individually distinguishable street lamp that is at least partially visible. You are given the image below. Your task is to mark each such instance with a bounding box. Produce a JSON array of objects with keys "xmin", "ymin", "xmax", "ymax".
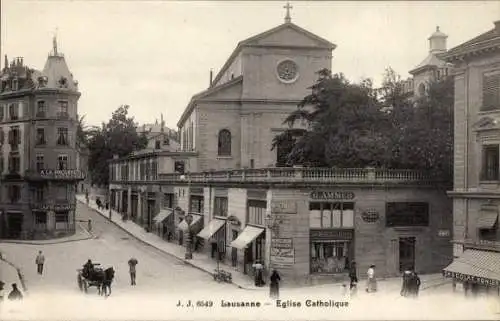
[{"xmin": 179, "ymin": 174, "xmax": 193, "ymax": 260}]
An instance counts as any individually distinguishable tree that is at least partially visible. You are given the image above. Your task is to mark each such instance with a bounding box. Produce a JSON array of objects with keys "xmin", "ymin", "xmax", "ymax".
[
  {"xmin": 272, "ymin": 69, "xmax": 389, "ymax": 167},
  {"xmin": 87, "ymin": 105, "xmax": 148, "ymax": 186}
]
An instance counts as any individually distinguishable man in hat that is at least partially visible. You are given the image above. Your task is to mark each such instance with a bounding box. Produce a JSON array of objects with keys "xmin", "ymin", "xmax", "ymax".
[
  {"xmin": 8, "ymin": 283, "xmax": 23, "ymax": 301},
  {"xmin": 35, "ymin": 250, "xmax": 45, "ymax": 275},
  {"xmin": 366, "ymin": 264, "xmax": 377, "ymax": 293}
]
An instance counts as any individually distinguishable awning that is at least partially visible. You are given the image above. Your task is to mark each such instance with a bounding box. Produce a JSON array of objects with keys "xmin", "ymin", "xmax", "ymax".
[
  {"xmin": 153, "ymin": 209, "xmax": 173, "ymax": 224},
  {"xmin": 443, "ymin": 249, "xmax": 500, "ymax": 286},
  {"xmin": 477, "ymin": 210, "xmax": 498, "ymax": 229},
  {"xmin": 178, "ymin": 214, "xmax": 203, "ymax": 231},
  {"xmin": 197, "ymin": 219, "xmax": 226, "ymax": 239},
  {"xmin": 230, "ymin": 225, "xmax": 265, "ymax": 249}
]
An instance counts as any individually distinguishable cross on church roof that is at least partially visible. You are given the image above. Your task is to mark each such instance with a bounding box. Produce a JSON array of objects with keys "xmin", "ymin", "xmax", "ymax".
[{"xmin": 284, "ymin": 2, "xmax": 293, "ymax": 23}]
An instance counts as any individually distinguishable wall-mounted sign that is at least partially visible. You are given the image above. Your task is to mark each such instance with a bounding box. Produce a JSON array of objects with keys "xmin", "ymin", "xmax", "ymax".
[
  {"xmin": 438, "ymin": 229, "xmax": 450, "ymax": 237},
  {"xmin": 54, "ymin": 204, "xmax": 72, "ymax": 212},
  {"xmin": 361, "ymin": 209, "xmax": 380, "ymax": 223},
  {"xmin": 40, "ymin": 169, "xmax": 85, "ymax": 180},
  {"xmin": 270, "ymin": 248, "xmax": 295, "ymax": 268},
  {"xmin": 310, "ymin": 229, "xmax": 354, "ymax": 240},
  {"xmin": 443, "ymin": 270, "xmax": 499, "ymax": 287},
  {"xmin": 227, "ymin": 216, "xmax": 241, "ymax": 226},
  {"xmin": 310, "ymin": 191, "xmax": 355, "ymax": 200},
  {"xmin": 271, "ymin": 200, "xmax": 297, "ymax": 214},
  {"xmin": 272, "ymin": 238, "xmax": 293, "ymax": 249},
  {"xmin": 31, "ymin": 204, "xmax": 51, "ymax": 211}
]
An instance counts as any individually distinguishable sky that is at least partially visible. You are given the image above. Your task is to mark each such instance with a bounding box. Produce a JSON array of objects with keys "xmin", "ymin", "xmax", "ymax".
[{"xmin": 2, "ymin": 1, "xmax": 499, "ymax": 129}]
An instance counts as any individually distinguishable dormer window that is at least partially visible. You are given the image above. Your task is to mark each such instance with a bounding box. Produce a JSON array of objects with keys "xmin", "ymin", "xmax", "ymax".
[
  {"xmin": 163, "ymin": 137, "xmax": 170, "ymax": 146},
  {"xmin": 155, "ymin": 140, "xmax": 161, "ymax": 149},
  {"xmin": 58, "ymin": 77, "xmax": 68, "ymax": 88},
  {"xmin": 11, "ymin": 79, "xmax": 18, "ymax": 91},
  {"xmin": 37, "ymin": 76, "xmax": 47, "ymax": 88}
]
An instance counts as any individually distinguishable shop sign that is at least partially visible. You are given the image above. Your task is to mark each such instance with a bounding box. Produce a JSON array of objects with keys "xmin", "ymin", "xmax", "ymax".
[
  {"xmin": 310, "ymin": 191, "xmax": 355, "ymax": 201},
  {"xmin": 438, "ymin": 229, "xmax": 450, "ymax": 237},
  {"xmin": 31, "ymin": 204, "xmax": 51, "ymax": 211},
  {"xmin": 40, "ymin": 169, "xmax": 85, "ymax": 180},
  {"xmin": 361, "ymin": 209, "xmax": 380, "ymax": 223},
  {"xmin": 270, "ymin": 248, "xmax": 295, "ymax": 268},
  {"xmin": 272, "ymin": 238, "xmax": 293, "ymax": 249},
  {"xmin": 271, "ymin": 200, "xmax": 297, "ymax": 214},
  {"xmin": 310, "ymin": 229, "xmax": 354, "ymax": 240},
  {"xmin": 443, "ymin": 270, "xmax": 499, "ymax": 287},
  {"xmin": 54, "ymin": 204, "xmax": 72, "ymax": 212}
]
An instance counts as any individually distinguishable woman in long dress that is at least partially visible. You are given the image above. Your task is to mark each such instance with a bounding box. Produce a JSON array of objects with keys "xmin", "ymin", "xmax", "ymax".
[{"xmin": 270, "ymin": 270, "xmax": 281, "ymax": 299}]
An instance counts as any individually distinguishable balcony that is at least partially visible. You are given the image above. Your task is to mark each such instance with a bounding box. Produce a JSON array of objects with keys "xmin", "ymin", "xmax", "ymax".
[
  {"xmin": 56, "ymin": 112, "xmax": 69, "ymax": 120},
  {"xmin": 149, "ymin": 167, "xmax": 437, "ymax": 187},
  {"xmin": 30, "ymin": 202, "xmax": 76, "ymax": 212},
  {"xmin": 25, "ymin": 169, "xmax": 85, "ymax": 181}
]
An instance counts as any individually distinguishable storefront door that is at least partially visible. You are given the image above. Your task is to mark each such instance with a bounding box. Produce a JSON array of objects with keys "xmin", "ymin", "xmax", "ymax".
[
  {"xmin": 399, "ymin": 237, "xmax": 416, "ymax": 272},
  {"xmin": 6, "ymin": 212, "xmax": 23, "ymax": 239},
  {"xmin": 231, "ymin": 231, "xmax": 238, "ymax": 267}
]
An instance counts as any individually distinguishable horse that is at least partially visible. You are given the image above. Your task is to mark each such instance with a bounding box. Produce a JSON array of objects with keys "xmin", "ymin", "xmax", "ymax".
[{"xmin": 96, "ymin": 267, "xmax": 115, "ymax": 297}]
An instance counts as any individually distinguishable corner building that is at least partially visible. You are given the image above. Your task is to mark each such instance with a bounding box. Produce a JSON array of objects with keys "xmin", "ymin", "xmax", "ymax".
[{"xmin": 0, "ymin": 39, "xmax": 84, "ymax": 240}]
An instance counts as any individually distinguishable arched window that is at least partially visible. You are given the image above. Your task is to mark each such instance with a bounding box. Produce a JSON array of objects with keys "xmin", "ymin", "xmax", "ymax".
[
  {"xmin": 418, "ymin": 83, "xmax": 426, "ymax": 96},
  {"xmin": 217, "ymin": 129, "xmax": 231, "ymax": 156}
]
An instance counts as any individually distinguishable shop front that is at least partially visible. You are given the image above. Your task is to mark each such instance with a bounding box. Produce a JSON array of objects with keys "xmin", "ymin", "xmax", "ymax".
[
  {"xmin": 230, "ymin": 224, "xmax": 266, "ymax": 275},
  {"xmin": 130, "ymin": 191, "xmax": 138, "ymax": 222},
  {"xmin": 152, "ymin": 208, "xmax": 174, "ymax": 240},
  {"xmin": 197, "ymin": 218, "xmax": 226, "ymax": 259},
  {"xmin": 443, "ymin": 249, "xmax": 500, "ymax": 297},
  {"xmin": 310, "ymin": 229, "xmax": 354, "ymax": 274},
  {"xmin": 178, "ymin": 213, "xmax": 204, "ymax": 251}
]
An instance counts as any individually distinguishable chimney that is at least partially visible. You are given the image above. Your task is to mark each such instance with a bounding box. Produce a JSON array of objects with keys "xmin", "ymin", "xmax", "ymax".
[
  {"xmin": 495, "ymin": 20, "xmax": 500, "ymax": 32},
  {"xmin": 209, "ymin": 69, "xmax": 213, "ymax": 87}
]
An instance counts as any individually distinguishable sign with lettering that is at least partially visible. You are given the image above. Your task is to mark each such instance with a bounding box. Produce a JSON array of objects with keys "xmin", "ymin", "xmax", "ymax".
[
  {"xmin": 54, "ymin": 204, "xmax": 72, "ymax": 212},
  {"xmin": 443, "ymin": 270, "xmax": 499, "ymax": 287},
  {"xmin": 310, "ymin": 191, "xmax": 355, "ymax": 200},
  {"xmin": 310, "ymin": 229, "xmax": 354, "ymax": 240},
  {"xmin": 40, "ymin": 169, "xmax": 85, "ymax": 180},
  {"xmin": 272, "ymin": 238, "xmax": 293, "ymax": 249},
  {"xmin": 271, "ymin": 200, "xmax": 297, "ymax": 214},
  {"xmin": 362, "ymin": 209, "xmax": 380, "ymax": 223},
  {"xmin": 270, "ymin": 248, "xmax": 295, "ymax": 268},
  {"xmin": 31, "ymin": 204, "xmax": 51, "ymax": 211},
  {"xmin": 438, "ymin": 229, "xmax": 450, "ymax": 237}
]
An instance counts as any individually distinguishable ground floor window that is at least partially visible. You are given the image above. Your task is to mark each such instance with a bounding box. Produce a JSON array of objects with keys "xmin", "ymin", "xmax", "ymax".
[
  {"xmin": 34, "ymin": 211, "xmax": 47, "ymax": 230},
  {"xmin": 55, "ymin": 210, "xmax": 69, "ymax": 229},
  {"xmin": 310, "ymin": 240, "xmax": 353, "ymax": 274}
]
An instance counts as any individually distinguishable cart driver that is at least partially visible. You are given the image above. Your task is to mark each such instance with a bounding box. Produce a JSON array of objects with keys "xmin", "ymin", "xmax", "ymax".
[{"xmin": 83, "ymin": 259, "xmax": 94, "ymax": 278}]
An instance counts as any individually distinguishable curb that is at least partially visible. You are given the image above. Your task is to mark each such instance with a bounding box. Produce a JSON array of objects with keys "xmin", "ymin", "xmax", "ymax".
[
  {"xmin": 0, "ymin": 223, "xmax": 94, "ymax": 245},
  {"xmin": 76, "ymin": 198, "xmax": 260, "ymax": 290}
]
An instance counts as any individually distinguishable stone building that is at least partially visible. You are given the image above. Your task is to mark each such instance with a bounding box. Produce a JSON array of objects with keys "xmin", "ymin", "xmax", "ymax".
[
  {"xmin": 109, "ymin": 11, "xmax": 453, "ymax": 284},
  {"xmin": 0, "ymin": 37, "xmax": 84, "ymax": 240},
  {"xmin": 444, "ymin": 20, "xmax": 500, "ymax": 296}
]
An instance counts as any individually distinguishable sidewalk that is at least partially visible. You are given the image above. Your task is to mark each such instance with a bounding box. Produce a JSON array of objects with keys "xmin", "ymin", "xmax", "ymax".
[
  {"xmin": 76, "ymin": 194, "xmax": 450, "ymax": 292},
  {"xmin": 0, "ymin": 220, "xmax": 94, "ymax": 245}
]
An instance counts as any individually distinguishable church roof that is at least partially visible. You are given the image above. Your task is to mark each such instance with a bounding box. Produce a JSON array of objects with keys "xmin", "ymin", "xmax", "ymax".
[
  {"xmin": 409, "ymin": 53, "xmax": 447, "ymax": 75},
  {"xmin": 42, "ymin": 54, "xmax": 78, "ymax": 91},
  {"xmin": 211, "ymin": 22, "xmax": 336, "ymax": 86},
  {"xmin": 440, "ymin": 22, "xmax": 500, "ymax": 62}
]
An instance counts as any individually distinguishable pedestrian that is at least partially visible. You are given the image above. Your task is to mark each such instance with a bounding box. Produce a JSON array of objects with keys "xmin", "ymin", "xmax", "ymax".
[
  {"xmin": 269, "ymin": 269, "xmax": 281, "ymax": 299},
  {"xmin": 349, "ymin": 261, "xmax": 358, "ymax": 290},
  {"xmin": 252, "ymin": 261, "xmax": 264, "ymax": 287},
  {"xmin": 0, "ymin": 280, "xmax": 5, "ymax": 301},
  {"xmin": 85, "ymin": 189, "xmax": 89, "ymax": 204},
  {"xmin": 35, "ymin": 250, "xmax": 45, "ymax": 275},
  {"xmin": 128, "ymin": 258, "xmax": 138, "ymax": 286},
  {"xmin": 88, "ymin": 219, "xmax": 92, "ymax": 232},
  {"xmin": 7, "ymin": 283, "xmax": 22, "ymax": 301},
  {"xmin": 366, "ymin": 264, "xmax": 377, "ymax": 293},
  {"xmin": 412, "ymin": 272, "xmax": 421, "ymax": 297}
]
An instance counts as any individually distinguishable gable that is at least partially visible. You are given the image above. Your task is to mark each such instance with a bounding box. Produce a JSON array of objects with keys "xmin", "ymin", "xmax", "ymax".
[
  {"xmin": 199, "ymin": 79, "xmax": 243, "ymax": 101},
  {"xmin": 243, "ymin": 23, "xmax": 335, "ymax": 49}
]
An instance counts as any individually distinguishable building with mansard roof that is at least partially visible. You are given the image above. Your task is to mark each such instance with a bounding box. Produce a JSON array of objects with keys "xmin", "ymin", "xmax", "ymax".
[{"xmin": 0, "ymin": 37, "xmax": 84, "ymax": 240}]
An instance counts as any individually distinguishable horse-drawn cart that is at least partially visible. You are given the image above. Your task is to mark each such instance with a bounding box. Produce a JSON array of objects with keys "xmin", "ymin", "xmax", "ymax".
[{"xmin": 77, "ymin": 263, "xmax": 103, "ymax": 293}]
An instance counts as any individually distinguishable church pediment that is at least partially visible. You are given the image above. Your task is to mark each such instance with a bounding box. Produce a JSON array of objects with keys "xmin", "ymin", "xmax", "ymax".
[
  {"xmin": 242, "ymin": 23, "xmax": 335, "ymax": 50},
  {"xmin": 473, "ymin": 116, "xmax": 500, "ymax": 132},
  {"xmin": 195, "ymin": 76, "xmax": 243, "ymax": 101}
]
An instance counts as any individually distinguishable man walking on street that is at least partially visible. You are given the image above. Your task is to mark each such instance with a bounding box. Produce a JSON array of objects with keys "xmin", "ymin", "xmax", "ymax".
[
  {"xmin": 36, "ymin": 250, "xmax": 45, "ymax": 275},
  {"xmin": 128, "ymin": 258, "xmax": 138, "ymax": 286}
]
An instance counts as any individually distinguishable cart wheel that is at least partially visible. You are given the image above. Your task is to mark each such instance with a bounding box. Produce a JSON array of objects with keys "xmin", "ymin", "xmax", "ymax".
[{"xmin": 83, "ymin": 280, "xmax": 88, "ymax": 293}]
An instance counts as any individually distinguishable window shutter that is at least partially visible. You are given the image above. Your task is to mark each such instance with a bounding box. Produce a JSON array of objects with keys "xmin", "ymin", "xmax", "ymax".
[
  {"xmin": 17, "ymin": 130, "xmax": 21, "ymax": 144},
  {"xmin": 8, "ymin": 130, "xmax": 13, "ymax": 144},
  {"xmin": 483, "ymin": 74, "xmax": 500, "ymax": 111},
  {"xmin": 0, "ymin": 130, "xmax": 3, "ymax": 144}
]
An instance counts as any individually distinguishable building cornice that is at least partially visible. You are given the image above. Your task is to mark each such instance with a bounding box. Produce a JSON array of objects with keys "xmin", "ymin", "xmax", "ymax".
[
  {"xmin": 109, "ymin": 151, "xmax": 198, "ymax": 163},
  {"xmin": 447, "ymin": 189, "xmax": 500, "ymax": 199}
]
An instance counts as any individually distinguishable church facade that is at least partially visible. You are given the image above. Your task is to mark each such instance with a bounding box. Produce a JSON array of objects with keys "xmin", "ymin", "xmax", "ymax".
[{"xmin": 109, "ymin": 14, "xmax": 453, "ymax": 284}]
